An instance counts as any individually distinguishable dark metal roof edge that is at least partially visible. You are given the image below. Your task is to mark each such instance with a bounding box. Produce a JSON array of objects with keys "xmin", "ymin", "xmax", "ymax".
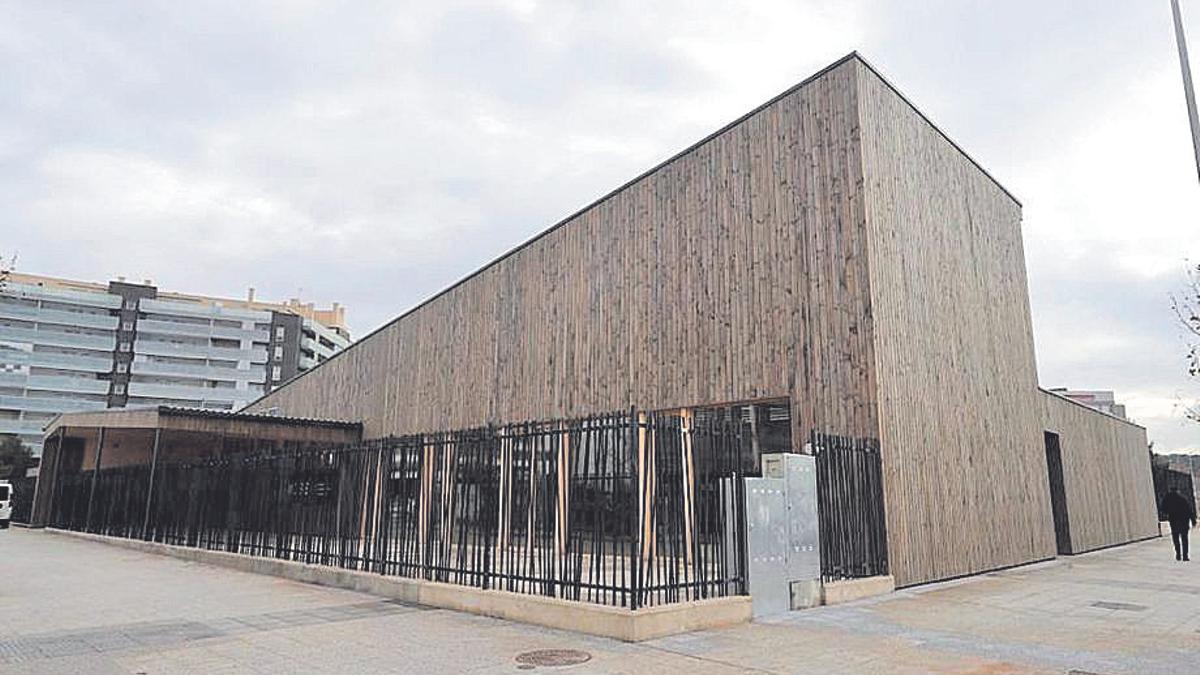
[{"xmin": 155, "ymin": 405, "xmax": 362, "ymax": 429}]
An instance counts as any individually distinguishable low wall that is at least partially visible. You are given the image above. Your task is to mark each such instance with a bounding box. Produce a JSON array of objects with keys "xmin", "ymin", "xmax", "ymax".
[
  {"xmin": 822, "ymin": 575, "xmax": 895, "ymax": 605},
  {"xmin": 47, "ymin": 529, "xmax": 751, "ymax": 642},
  {"xmin": 1040, "ymin": 390, "xmax": 1158, "ymax": 554}
]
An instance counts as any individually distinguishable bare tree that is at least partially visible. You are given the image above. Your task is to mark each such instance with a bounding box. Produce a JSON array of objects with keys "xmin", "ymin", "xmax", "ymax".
[{"xmin": 1173, "ymin": 262, "xmax": 1200, "ymax": 422}]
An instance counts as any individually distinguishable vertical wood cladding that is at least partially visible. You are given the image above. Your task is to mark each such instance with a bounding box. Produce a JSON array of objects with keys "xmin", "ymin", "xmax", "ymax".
[
  {"xmin": 856, "ymin": 61, "xmax": 1057, "ymax": 585},
  {"xmin": 247, "ymin": 57, "xmax": 878, "ymax": 446},
  {"xmin": 247, "ymin": 54, "xmax": 1151, "ymax": 588},
  {"xmin": 1040, "ymin": 391, "xmax": 1158, "ymax": 553}
]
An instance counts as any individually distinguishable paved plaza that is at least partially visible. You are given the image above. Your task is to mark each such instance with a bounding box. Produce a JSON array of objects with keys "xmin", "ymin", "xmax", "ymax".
[{"xmin": 0, "ymin": 528, "xmax": 1197, "ymax": 673}]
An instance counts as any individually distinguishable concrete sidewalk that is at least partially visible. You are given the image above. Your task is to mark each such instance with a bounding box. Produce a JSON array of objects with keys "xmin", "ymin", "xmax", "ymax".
[{"xmin": 1, "ymin": 528, "xmax": 1197, "ymax": 673}]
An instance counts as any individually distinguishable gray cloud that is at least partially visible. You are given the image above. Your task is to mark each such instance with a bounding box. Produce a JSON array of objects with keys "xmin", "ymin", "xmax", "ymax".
[{"xmin": 2, "ymin": 0, "xmax": 1197, "ymax": 452}]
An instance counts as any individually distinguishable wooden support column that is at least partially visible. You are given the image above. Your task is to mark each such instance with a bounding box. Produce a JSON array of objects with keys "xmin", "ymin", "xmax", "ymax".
[
  {"xmin": 369, "ymin": 441, "xmax": 387, "ymax": 572},
  {"xmin": 680, "ymin": 409, "xmax": 696, "ymax": 569},
  {"xmin": 85, "ymin": 426, "xmax": 106, "ymax": 531},
  {"xmin": 439, "ymin": 437, "xmax": 456, "ymax": 568},
  {"xmin": 637, "ymin": 413, "xmax": 656, "ymax": 563},
  {"xmin": 141, "ymin": 428, "xmax": 162, "ymax": 538}
]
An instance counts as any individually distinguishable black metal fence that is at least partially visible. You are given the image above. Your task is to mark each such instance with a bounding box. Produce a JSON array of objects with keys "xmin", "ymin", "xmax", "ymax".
[
  {"xmin": 1152, "ymin": 463, "xmax": 1197, "ymax": 522},
  {"xmin": 49, "ymin": 410, "xmax": 747, "ymax": 609},
  {"xmin": 7, "ymin": 476, "xmax": 36, "ymax": 524},
  {"xmin": 813, "ymin": 432, "xmax": 889, "ymax": 580}
]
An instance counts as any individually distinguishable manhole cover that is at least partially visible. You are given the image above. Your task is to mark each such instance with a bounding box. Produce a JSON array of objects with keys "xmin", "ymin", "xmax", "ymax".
[{"xmin": 514, "ymin": 649, "xmax": 592, "ymax": 668}]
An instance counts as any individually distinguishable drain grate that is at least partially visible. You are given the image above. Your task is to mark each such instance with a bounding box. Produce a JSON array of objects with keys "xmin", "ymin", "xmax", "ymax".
[
  {"xmin": 1090, "ymin": 601, "xmax": 1148, "ymax": 612},
  {"xmin": 514, "ymin": 649, "xmax": 592, "ymax": 668}
]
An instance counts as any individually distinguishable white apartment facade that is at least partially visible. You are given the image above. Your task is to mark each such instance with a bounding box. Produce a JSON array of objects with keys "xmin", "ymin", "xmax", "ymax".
[
  {"xmin": 0, "ymin": 273, "xmax": 350, "ymax": 454},
  {"xmin": 1046, "ymin": 388, "xmax": 1128, "ymax": 420}
]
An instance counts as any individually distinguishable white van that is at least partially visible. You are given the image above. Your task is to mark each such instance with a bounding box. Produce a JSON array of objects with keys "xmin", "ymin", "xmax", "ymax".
[{"xmin": 0, "ymin": 480, "xmax": 12, "ymax": 528}]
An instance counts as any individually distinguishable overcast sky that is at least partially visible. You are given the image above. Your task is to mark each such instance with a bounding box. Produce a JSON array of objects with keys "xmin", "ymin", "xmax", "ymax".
[{"xmin": 3, "ymin": 1, "xmax": 1199, "ymax": 453}]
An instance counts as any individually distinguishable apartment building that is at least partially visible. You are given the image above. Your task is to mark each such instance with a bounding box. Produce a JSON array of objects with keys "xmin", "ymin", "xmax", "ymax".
[
  {"xmin": 1046, "ymin": 388, "xmax": 1128, "ymax": 420},
  {"xmin": 0, "ymin": 272, "xmax": 350, "ymax": 454}
]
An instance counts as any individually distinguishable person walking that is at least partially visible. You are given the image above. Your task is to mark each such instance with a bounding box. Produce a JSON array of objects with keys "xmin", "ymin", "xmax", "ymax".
[{"xmin": 1160, "ymin": 487, "xmax": 1197, "ymax": 561}]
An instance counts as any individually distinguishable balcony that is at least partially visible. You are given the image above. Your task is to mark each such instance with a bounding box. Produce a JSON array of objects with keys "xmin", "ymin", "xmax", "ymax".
[
  {"xmin": 136, "ymin": 318, "xmax": 268, "ymax": 342},
  {"xmin": 0, "ymin": 372, "xmax": 110, "ymax": 395},
  {"xmin": 134, "ymin": 337, "xmax": 259, "ymax": 362},
  {"xmin": 0, "ymin": 304, "xmax": 119, "ymax": 331},
  {"xmin": 0, "ymin": 325, "xmax": 115, "ymax": 351},
  {"xmin": 4, "ymin": 283, "xmax": 122, "ymax": 310},
  {"xmin": 0, "ymin": 350, "xmax": 113, "ymax": 374},
  {"xmin": 23, "ymin": 374, "xmax": 111, "ymax": 396},
  {"xmin": 131, "ymin": 359, "xmax": 265, "ymax": 382},
  {"xmin": 127, "ymin": 381, "xmax": 251, "ymax": 405},
  {"xmin": 0, "ymin": 394, "xmax": 108, "ymax": 414},
  {"xmin": 140, "ymin": 298, "xmax": 269, "ymax": 323},
  {"xmin": 0, "ymin": 419, "xmax": 51, "ymax": 437}
]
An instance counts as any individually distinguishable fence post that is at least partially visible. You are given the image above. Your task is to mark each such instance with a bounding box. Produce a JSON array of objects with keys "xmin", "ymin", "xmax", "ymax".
[
  {"xmin": 372, "ymin": 439, "xmax": 386, "ymax": 573},
  {"xmin": 629, "ymin": 406, "xmax": 641, "ymax": 611},
  {"xmin": 680, "ymin": 409, "xmax": 695, "ymax": 570},
  {"xmin": 484, "ymin": 424, "xmax": 498, "ymax": 591},
  {"xmin": 85, "ymin": 426, "xmax": 106, "ymax": 532},
  {"xmin": 493, "ymin": 426, "xmax": 508, "ymax": 591},
  {"xmin": 141, "ymin": 428, "xmax": 162, "ymax": 539}
]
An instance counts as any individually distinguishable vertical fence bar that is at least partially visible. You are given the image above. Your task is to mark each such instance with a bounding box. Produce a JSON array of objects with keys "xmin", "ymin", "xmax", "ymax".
[
  {"xmin": 84, "ymin": 426, "xmax": 106, "ymax": 533},
  {"xmin": 50, "ymin": 409, "xmax": 751, "ymax": 609}
]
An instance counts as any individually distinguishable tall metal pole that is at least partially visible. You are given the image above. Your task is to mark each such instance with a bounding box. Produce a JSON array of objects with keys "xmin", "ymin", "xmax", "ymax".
[{"xmin": 1171, "ymin": 0, "xmax": 1200, "ymax": 182}]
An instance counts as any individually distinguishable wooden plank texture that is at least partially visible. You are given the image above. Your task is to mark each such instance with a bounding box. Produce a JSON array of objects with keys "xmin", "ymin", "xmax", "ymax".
[
  {"xmin": 246, "ymin": 54, "xmax": 1154, "ymax": 589},
  {"xmin": 1040, "ymin": 390, "xmax": 1158, "ymax": 553},
  {"xmin": 854, "ymin": 59, "xmax": 1057, "ymax": 586},
  {"xmin": 247, "ymin": 57, "xmax": 878, "ymax": 447}
]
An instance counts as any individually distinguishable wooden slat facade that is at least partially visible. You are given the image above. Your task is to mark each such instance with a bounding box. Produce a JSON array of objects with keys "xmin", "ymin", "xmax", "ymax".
[
  {"xmin": 246, "ymin": 54, "xmax": 1148, "ymax": 587},
  {"xmin": 855, "ymin": 66, "xmax": 1057, "ymax": 585},
  {"xmin": 248, "ymin": 56, "xmax": 878, "ymax": 447},
  {"xmin": 1040, "ymin": 390, "xmax": 1158, "ymax": 553}
]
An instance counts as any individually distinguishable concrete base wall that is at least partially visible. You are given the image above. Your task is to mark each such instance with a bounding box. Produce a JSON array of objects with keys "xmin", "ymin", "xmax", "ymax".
[
  {"xmin": 48, "ymin": 529, "xmax": 750, "ymax": 642},
  {"xmin": 821, "ymin": 575, "xmax": 895, "ymax": 605}
]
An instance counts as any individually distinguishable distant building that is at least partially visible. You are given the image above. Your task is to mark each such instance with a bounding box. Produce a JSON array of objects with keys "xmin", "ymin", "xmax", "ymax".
[
  {"xmin": 0, "ymin": 272, "xmax": 350, "ymax": 455},
  {"xmin": 1157, "ymin": 452, "xmax": 1200, "ymax": 506},
  {"xmin": 1046, "ymin": 389, "xmax": 1127, "ymax": 420}
]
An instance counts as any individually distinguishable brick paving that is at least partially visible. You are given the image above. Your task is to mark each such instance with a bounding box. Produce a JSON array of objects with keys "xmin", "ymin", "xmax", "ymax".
[{"xmin": 1, "ymin": 527, "xmax": 1197, "ymax": 673}]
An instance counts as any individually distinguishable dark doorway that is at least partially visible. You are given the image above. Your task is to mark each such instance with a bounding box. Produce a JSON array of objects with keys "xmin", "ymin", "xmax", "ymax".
[{"xmin": 1044, "ymin": 431, "xmax": 1072, "ymax": 555}]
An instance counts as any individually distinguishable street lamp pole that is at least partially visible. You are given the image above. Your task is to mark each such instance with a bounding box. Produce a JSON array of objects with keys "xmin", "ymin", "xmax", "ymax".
[{"xmin": 1171, "ymin": 0, "xmax": 1200, "ymax": 182}]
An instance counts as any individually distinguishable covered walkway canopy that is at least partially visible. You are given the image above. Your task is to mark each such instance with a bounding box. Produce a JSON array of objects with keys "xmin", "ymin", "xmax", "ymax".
[{"xmin": 30, "ymin": 406, "xmax": 362, "ymax": 527}]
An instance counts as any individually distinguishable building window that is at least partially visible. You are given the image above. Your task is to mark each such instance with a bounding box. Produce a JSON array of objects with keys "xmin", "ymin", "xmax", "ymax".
[
  {"xmin": 113, "ymin": 384, "xmax": 126, "ymax": 395},
  {"xmin": 693, "ymin": 399, "xmax": 792, "ymax": 476},
  {"xmin": 121, "ymin": 320, "xmax": 134, "ymax": 331},
  {"xmin": 273, "ymin": 346, "xmax": 283, "ymax": 360},
  {"xmin": 116, "ymin": 363, "xmax": 128, "ymax": 374},
  {"xmin": 123, "ymin": 298, "xmax": 138, "ymax": 310},
  {"xmin": 275, "ymin": 326, "xmax": 285, "ymax": 340},
  {"xmin": 118, "ymin": 341, "xmax": 132, "ymax": 352},
  {"xmin": 272, "ymin": 366, "xmax": 282, "ymax": 381}
]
